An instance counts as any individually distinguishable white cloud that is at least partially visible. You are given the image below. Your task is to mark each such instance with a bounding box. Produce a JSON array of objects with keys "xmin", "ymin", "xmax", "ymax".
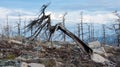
[
  {"xmin": 0, "ymin": 7, "xmax": 119, "ymax": 27},
  {"xmin": 0, "ymin": 7, "xmax": 12, "ymax": 19},
  {"xmin": 0, "ymin": 7, "xmax": 36, "ymax": 26},
  {"xmin": 50, "ymin": 10, "xmax": 118, "ymax": 24}
]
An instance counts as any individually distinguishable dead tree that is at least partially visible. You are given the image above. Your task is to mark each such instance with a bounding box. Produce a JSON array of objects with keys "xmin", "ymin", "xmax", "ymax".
[
  {"xmin": 62, "ymin": 12, "xmax": 67, "ymax": 41},
  {"xmin": 80, "ymin": 11, "xmax": 84, "ymax": 41},
  {"xmin": 29, "ymin": 19, "xmax": 33, "ymax": 36},
  {"xmin": 26, "ymin": 4, "xmax": 51, "ymax": 40},
  {"xmin": 49, "ymin": 23, "xmax": 93, "ymax": 54},
  {"xmin": 113, "ymin": 11, "xmax": 120, "ymax": 46},
  {"xmin": 102, "ymin": 24, "xmax": 106, "ymax": 46},
  {"xmin": 26, "ymin": 4, "xmax": 93, "ymax": 55},
  {"xmin": 90, "ymin": 23, "xmax": 94, "ymax": 41},
  {"xmin": 17, "ymin": 13, "xmax": 21, "ymax": 36},
  {"xmin": 84, "ymin": 23, "xmax": 91, "ymax": 42},
  {"xmin": 24, "ymin": 18, "xmax": 26, "ymax": 36},
  {"xmin": 3, "ymin": 15, "xmax": 10, "ymax": 39},
  {"xmin": 17, "ymin": 23, "xmax": 21, "ymax": 36},
  {"xmin": 88, "ymin": 24, "xmax": 91, "ymax": 42},
  {"xmin": 77, "ymin": 23, "xmax": 81, "ymax": 38},
  {"xmin": 6, "ymin": 16, "xmax": 9, "ymax": 38}
]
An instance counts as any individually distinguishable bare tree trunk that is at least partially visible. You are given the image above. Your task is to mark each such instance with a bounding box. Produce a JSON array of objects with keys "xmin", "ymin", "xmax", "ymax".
[
  {"xmin": 62, "ymin": 12, "xmax": 67, "ymax": 42},
  {"xmin": 78, "ymin": 23, "xmax": 81, "ymax": 39},
  {"xmin": 102, "ymin": 24, "xmax": 106, "ymax": 46},
  {"xmin": 80, "ymin": 11, "xmax": 84, "ymax": 41}
]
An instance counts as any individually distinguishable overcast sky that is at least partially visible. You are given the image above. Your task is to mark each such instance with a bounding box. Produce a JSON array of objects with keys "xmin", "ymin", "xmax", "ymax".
[{"xmin": 0, "ymin": 0, "xmax": 119, "ymax": 26}]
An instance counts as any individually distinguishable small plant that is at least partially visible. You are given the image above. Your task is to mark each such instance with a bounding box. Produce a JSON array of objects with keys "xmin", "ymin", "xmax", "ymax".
[{"xmin": 5, "ymin": 54, "xmax": 16, "ymax": 60}]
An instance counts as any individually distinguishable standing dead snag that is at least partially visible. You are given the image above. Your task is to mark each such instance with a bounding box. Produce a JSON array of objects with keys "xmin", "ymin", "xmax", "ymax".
[
  {"xmin": 17, "ymin": 22, "xmax": 21, "ymax": 36},
  {"xmin": 113, "ymin": 11, "xmax": 120, "ymax": 47},
  {"xmin": 62, "ymin": 12, "xmax": 67, "ymax": 42}
]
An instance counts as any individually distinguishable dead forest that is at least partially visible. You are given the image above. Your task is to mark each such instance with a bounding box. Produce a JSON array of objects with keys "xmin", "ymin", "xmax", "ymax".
[{"xmin": 0, "ymin": 4, "xmax": 120, "ymax": 67}]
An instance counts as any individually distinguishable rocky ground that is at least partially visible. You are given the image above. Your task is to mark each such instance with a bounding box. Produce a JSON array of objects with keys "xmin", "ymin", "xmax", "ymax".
[{"xmin": 0, "ymin": 38, "xmax": 120, "ymax": 67}]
